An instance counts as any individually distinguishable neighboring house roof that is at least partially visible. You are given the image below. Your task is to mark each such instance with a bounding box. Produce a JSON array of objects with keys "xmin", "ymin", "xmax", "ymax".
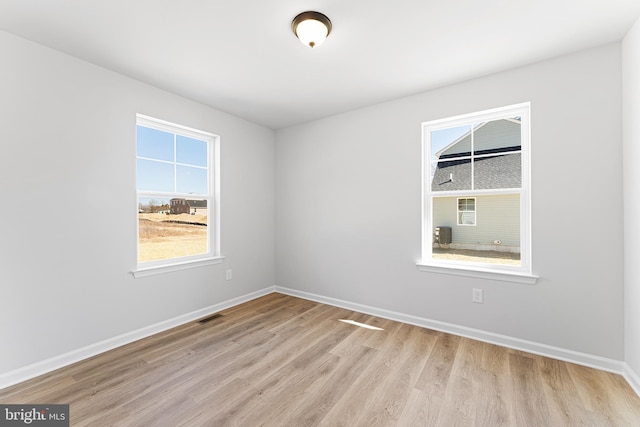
[
  {"xmin": 433, "ymin": 153, "xmax": 521, "ymax": 191},
  {"xmin": 435, "ymin": 117, "xmax": 521, "ymax": 159},
  {"xmin": 432, "ymin": 118, "xmax": 521, "ymax": 192},
  {"xmin": 187, "ymin": 200, "xmax": 207, "ymax": 209}
]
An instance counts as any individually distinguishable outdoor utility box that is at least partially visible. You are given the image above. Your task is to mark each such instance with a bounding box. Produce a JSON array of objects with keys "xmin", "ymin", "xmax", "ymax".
[{"xmin": 435, "ymin": 226, "xmax": 452, "ymax": 244}]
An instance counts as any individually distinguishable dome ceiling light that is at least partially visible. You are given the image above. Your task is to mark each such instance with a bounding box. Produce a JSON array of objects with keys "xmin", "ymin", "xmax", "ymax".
[{"xmin": 291, "ymin": 11, "xmax": 332, "ymax": 48}]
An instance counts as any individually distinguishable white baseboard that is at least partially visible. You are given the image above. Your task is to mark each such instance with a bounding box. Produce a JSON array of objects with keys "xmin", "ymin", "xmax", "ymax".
[
  {"xmin": 275, "ymin": 286, "xmax": 626, "ymax": 376},
  {"xmin": 0, "ymin": 286, "xmax": 276, "ymax": 391},
  {"xmin": 624, "ymin": 363, "xmax": 640, "ymax": 397}
]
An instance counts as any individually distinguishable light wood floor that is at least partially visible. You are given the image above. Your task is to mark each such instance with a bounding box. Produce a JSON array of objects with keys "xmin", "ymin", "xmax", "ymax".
[{"xmin": 2, "ymin": 293, "xmax": 640, "ymax": 426}]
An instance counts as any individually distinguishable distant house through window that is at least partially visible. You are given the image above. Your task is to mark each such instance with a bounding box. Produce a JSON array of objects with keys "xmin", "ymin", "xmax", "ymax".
[
  {"xmin": 419, "ymin": 103, "xmax": 533, "ymax": 281},
  {"xmin": 170, "ymin": 198, "xmax": 208, "ymax": 215},
  {"xmin": 134, "ymin": 114, "xmax": 221, "ymax": 275}
]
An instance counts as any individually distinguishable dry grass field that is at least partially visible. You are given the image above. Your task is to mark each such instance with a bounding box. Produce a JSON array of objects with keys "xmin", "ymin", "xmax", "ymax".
[{"xmin": 138, "ymin": 213, "xmax": 208, "ymax": 262}]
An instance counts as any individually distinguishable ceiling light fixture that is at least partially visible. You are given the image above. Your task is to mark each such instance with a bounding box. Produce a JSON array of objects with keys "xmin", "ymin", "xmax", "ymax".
[{"xmin": 291, "ymin": 11, "xmax": 332, "ymax": 48}]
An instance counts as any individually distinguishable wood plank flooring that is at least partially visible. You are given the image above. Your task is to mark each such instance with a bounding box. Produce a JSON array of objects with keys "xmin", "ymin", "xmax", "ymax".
[{"xmin": 2, "ymin": 293, "xmax": 640, "ymax": 426}]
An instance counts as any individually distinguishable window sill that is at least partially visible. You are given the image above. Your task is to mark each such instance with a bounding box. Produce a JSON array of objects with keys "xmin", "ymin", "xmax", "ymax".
[
  {"xmin": 416, "ymin": 262, "xmax": 538, "ymax": 285},
  {"xmin": 132, "ymin": 256, "xmax": 225, "ymax": 278}
]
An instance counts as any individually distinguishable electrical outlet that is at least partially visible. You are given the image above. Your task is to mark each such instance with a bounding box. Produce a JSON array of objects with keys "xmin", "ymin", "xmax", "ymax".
[
  {"xmin": 225, "ymin": 269, "xmax": 232, "ymax": 280},
  {"xmin": 472, "ymin": 288, "xmax": 483, "ymax": 304}
]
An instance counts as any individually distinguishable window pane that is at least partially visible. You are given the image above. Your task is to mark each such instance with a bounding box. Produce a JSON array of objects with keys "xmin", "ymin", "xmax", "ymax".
[
  {"xmin": 137, "ymin": 126, "xmax": 174, "ymax": 161},
  {"xmin": 433, "ymin": 194, "xmax": 520, "ymax": 265},
  {"xmin": 472, "ymin": 117, "xmax": 521, "ymax": 190},
  {"xmin": 137, "ymin": 159, "xmax": 174, "ymax": 192},
  {"xmin": 176, "ymin": 135, "xmax": 208, "ymax": 167},
  {"xmin": 176, "ymin": 165, "xmax": 208, "ymax": 194},
  {"xmin": 138, "ymin": 197, "xmax": 208, "ymax": 263},
  {"xmin": 431, "ymin": 125, "xmax": 473, "ymax": 192}
]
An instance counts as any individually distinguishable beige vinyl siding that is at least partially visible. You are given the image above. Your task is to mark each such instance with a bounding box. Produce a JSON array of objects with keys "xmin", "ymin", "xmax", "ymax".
[
  {"xmin": 473, "ymin": 119, "xmax": 521, "ymax": 151},
  {"xmin": 432, "ymin": 193, "xmax": 520, "ymax": 248}
]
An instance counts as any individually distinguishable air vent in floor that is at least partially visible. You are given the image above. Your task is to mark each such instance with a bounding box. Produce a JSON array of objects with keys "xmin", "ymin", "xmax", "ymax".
[{"xmin": 197, "ymin": 313, "xmax": 223, "ymax": 324}]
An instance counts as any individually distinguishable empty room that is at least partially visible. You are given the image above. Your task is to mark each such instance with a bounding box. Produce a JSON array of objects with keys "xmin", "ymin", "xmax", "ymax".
[{"xmin": 2, "ymin": 0, "xmax": 640, "ymax": 425}]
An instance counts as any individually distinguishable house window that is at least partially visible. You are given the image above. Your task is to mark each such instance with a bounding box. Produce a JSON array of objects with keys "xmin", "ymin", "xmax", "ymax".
[
  {"xmin": 457, "ymin": 198, "xmax": 476, "ymax": 226},
  {"xmin": 134, "ymin": 114, "xmax": 221, "ymax": 277},
  {"xmin": 419, "ymin": 103, "xmax": 535, "ymax": 283}
]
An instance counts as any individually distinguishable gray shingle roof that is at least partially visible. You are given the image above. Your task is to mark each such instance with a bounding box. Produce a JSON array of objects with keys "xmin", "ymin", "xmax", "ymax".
[
  {"xmin": 431, "ymin": 118, "xmax": 522, "ymax": 192},
  {"xmin": 186, "ymin": 199, "xmax": 207, "ymax": 208},
  {"xmin": 431, "ymin": 153, "xmax": 521, "ymax": 191}
]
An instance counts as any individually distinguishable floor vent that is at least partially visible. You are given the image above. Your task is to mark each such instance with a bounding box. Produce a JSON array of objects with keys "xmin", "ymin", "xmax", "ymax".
[{"xmin": 197, "ymin": 313, "xmax": 223, "ymax": 324}]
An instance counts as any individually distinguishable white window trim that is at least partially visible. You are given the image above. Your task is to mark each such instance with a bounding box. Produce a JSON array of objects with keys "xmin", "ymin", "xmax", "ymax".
[
  {"xmin": 131, "ymin": 114, "xmax": 222, "ymax": 278},
  {"xmin": 132, "ymin": 256, "xmax": 225, "ymax": 278},
  {"xmin": 418, "ymin": 102, "xmax": 537, "ymax": 284},
  {"xmin": 416, "ymin": 262, "xmax": 538, "ymax": 285}
]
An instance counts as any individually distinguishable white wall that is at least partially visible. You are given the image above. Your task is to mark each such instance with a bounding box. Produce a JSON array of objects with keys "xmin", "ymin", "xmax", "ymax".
[
  {"xmin": 0, "ymin": 24, "xmax": 631, "ymax": 384},
  {"xmin": 276, "ymin": 44, "xmax": 624, "ymax": 360},
  {"xmin": 0, "ymin": 31, "xmax": 275, "ymax": 376},
  {"xmin": 623, "ymin": 16, "xmax": 640, "ymax": 386}
]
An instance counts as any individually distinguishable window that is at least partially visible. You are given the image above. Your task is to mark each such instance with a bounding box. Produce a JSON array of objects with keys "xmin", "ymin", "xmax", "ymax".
[
  {"xmin": 457, "ymin": 198, "xmax": 476, "ymax": 226},
  {"xmin": 418, "ymin": 103, "xmax": 536, "ymax": 283},
  {"xmin": 133, "ymin": 114, "xmax": 221, "ymax": 277}
]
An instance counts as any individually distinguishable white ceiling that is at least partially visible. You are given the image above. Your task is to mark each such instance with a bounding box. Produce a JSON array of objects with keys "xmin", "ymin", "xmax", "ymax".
[{"xmin": 1, "ymin": 1, "xmax": 639, "ymax": 129}]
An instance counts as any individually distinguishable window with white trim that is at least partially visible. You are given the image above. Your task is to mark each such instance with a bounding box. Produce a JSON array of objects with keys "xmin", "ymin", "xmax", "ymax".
[
  {"xmin": 134, "ymin": 114, "xmax": 221, "ymax": 276},
  {"xmin": 419, "ymin": 103, "xmax": 534, "ymax": 282},
  {"xmin": 457, "ymin": 197, "xmax": 476, "ymax": 226}
]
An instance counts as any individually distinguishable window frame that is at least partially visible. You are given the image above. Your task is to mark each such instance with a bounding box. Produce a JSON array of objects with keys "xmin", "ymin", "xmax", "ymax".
[
  {"xmin": 132, "ymin": 114, "xmax": 223, "ymax": 278},
  {"xmin": 418, "ymin": 103, "xmax": 537, "ymax": 284}
]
